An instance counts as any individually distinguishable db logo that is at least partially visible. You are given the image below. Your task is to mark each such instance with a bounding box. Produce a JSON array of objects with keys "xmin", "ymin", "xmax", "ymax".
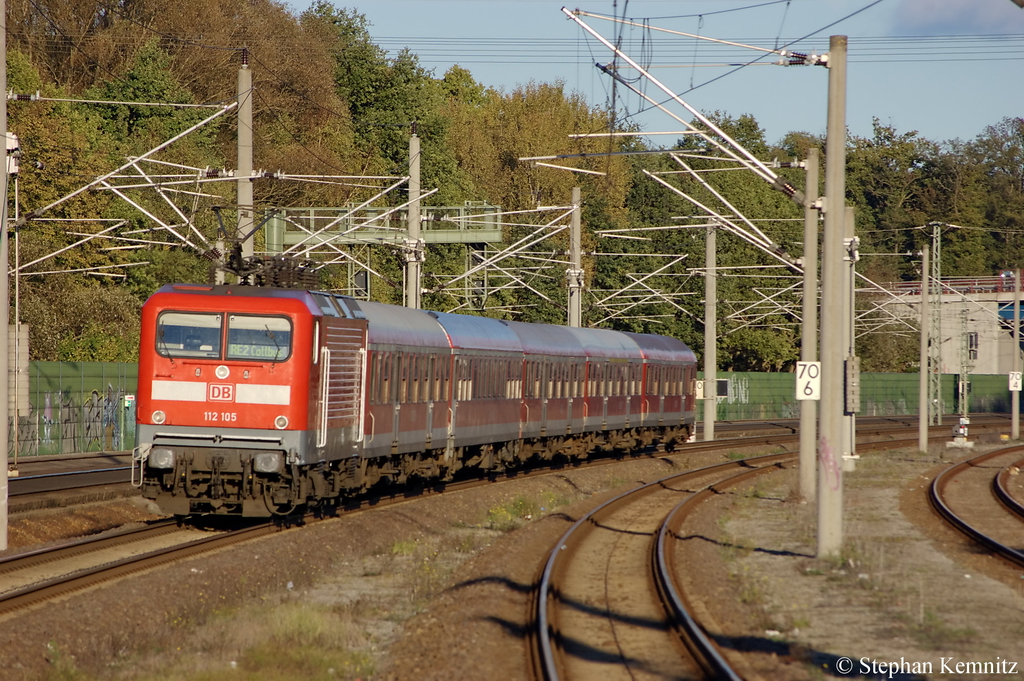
[{"xmin": 209, "ymin": 384, "xmax": 235, "ymax": 402}]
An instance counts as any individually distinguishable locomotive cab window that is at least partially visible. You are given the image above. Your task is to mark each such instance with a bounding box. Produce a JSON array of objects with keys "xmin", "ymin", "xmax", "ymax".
[
  {"xmin": 156, "ymin": 312, "xmax": 222, "ymax": 359},
  {"xmin": 227, "ymin": 315, "xmax": 292, "ymax": 362}
]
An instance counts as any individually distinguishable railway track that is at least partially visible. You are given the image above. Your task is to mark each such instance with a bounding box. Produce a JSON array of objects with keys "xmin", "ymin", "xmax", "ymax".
[
  {"xmin": 0, "ymin": 430, "xmax": 793, "ymax": 621},
  {"xmin": 534, "ymin": 451, "xmax": 792, "ymax": 680},
  {"xmin": 0, "ymin": 418, "xmax": 1010, "ymax": 625},
  {"xmin": 531, "ymin": 431, "xmax": 1005, "ymax": 681},
  {"xmin": 929, "ymin": 444, "xmax": 1024, "ymax": 567},
  {"xmin": 0, "ymin": 518, "xmax": 274, "ymax": 618},
  {"xmin": 7, "ymin": 452, "xmax": 135, "ymax": 512}
]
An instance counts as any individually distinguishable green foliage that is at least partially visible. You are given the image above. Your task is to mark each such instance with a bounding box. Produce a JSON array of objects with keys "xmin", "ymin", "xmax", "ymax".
[
  {"xmin": 85, "ymin": 41, "xmax": 208, "ymax": 149},
  {"xmin": 3, "ymin": 3, "xmax": 1024, "ymax": 368}
]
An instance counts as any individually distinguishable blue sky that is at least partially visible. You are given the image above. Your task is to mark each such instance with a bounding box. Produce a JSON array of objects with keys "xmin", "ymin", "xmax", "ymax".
[{"xmin": 283, "ymin": 0, "xmax": 1024, "ymax": 145}]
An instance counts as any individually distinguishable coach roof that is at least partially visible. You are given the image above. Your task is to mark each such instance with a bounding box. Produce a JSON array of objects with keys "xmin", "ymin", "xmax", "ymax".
[
  {"xmin": 565, "ymin": 326, "xmax": 643, "ymax": 360},
  {"xmin": 621, "ymin": 331, "xmax": 696, "ymax": 363},
  {"xmin": 358, "ymin": 300, "xmax": 451, "ymax": 349},
  {"xmin": 503, "ymin": 320, "xmax": 585, "ymax": 357},
  {"xmin": 429, "ymin": 311, "xmax": 523, "ymax": 353}
]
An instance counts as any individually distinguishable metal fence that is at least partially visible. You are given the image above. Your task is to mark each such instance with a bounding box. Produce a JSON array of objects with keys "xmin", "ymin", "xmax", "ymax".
[
  {"xmin": 9, "ymin": 362, "xmax": 138, "ymax": 459},
  {"xmin": 699, "ymin": 372, "xmax": 1013, "ymax": 421}
]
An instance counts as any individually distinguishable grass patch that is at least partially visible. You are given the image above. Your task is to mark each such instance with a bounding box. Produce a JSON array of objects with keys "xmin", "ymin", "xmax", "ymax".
[
  {"xmin": 237, "ymin": 645, "xmax": 373, "ymax": 680},
  {"xmin": 604, "ymin": 475, "xmax": 631, "ymax": 489},
  {"xmin": 486, "ymin": 496, "xmax": 540, "ymax": 531},
  {"xmin": 906, "ymin": 611, "xmax": 978, "ymax": 650},
  {"xmin": 389, "ymin": 539, "xmax": 418, "ymax": 556},
  {"xmin": 42, "ymin": 642, "xmax": 86, "ymax": 681},
  {"xmin": 45, "ymin": 603, "xmax": 376, "ymax": 681}
]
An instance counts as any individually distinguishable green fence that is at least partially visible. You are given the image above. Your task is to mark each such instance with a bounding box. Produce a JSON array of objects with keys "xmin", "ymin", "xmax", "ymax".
[
  {"xmin": 698, "ymin": 372, "xmax": 1013, "ymax": 421},
  {"xmin": 10, "ymin": 362, "xmax": 138, "ymax": 458}
]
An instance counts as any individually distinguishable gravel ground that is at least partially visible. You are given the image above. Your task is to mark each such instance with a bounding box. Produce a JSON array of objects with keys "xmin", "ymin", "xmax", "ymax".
[{"xmin": 1, "ymin": 442, "xmax": 1022, "ymax": 680}]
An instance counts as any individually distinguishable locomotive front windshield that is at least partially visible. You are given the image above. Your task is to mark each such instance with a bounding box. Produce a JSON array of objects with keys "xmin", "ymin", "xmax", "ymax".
[
  {"xmin": 227, "ymin": 315, "xmax": 292, "ymax": 361},
  {"xmin": 157, "ymin": 312, "xmax": 223, "ymax": 358},
  {"xmin": 156, "ymin": 311, "xmax": 292, "ymax": 361}
]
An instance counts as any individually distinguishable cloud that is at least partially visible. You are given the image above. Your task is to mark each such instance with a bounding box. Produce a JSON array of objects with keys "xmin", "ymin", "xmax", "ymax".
[{"xmin": 892, "ymin": 0, "xmax": 1024, "ymax": 34}]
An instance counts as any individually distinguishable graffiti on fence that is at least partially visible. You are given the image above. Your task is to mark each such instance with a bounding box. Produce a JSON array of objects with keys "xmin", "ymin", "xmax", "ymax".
[
  {"xmin": 726, "ymin": 376, "xmax": 750, "ymax": 404},
  {"xmin": 8, "ymin": 384, "xmax": 135, "ymax": 458}
]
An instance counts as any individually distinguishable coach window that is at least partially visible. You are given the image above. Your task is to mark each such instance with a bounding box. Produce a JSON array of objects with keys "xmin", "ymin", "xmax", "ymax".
[
  {"xmin": 380, "ymin": 354, "xmax": 390, "ymax": 403},
  {"xmin": 416, "ymin": 355, "xmax": 425, "ymax": 402},
  {"xmin": 441, "ymin": 359, "xmax": 450, "ymax": 402},
  {"xmin": 407, "ymin": 352, "xmax": 415, "ymax": 401},
  {"xmin": 157, "ymin": 312, "xmax": 222, "ymax": 359},
  {"xmin": 427, "ymin": 356, "xmax": 436, "ymax": 401},
  {"xmin": 399, "ymin": 357, "xmax": 409, "ymax": 403},
  {"xmin": 369, "ymin": 354, "xmax": 379, "ymax": 405},
  {"xmin": 485, "ymin": 358, "xmax": 492, "ymax": 399},
  {"xmin": 418, "ymin": 354, "xmax": 428, "ymax": 402},
  {"xmin": 484, "ymin": 358, "xmax": 493, "ymax": 398},
  {"xmin": 480, "ymin": 358, "xmax": 486, "ymax": 399},
  {"xmin": 227, "ymin": 315, "xmax": 292, "ymax": 362}
]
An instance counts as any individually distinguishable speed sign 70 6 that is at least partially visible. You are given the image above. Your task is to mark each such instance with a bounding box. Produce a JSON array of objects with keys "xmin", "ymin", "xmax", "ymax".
[{"xmin": 796, "ymin": 361, "xmax": 821, "ymax": 401}]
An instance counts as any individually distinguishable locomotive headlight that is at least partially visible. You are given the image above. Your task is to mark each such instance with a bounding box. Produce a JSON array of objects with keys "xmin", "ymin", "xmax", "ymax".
[
  {"xmin": 254, "ymin": 452, "xmax": 284, "ymax": 474},
  {"xmin": 274, "ymin": 415, "xmax": 289, "ymax": 430},
  {"xmin": 149, "ymin": 447, "xmax": 176, "ymax": 469},
  {"xmin": 152, "ymin": 410, "xmax": 166, "ymax": 425}
]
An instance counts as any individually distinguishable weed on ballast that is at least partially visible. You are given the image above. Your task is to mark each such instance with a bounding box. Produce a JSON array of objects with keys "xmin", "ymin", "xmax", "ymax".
[
  {"xmin": 485, "ymin": 495, "xmax": 540, "ymax": 531},
  {"xmin": 904, "ymin": 610, "xmax": 978, "ymax": 651}
]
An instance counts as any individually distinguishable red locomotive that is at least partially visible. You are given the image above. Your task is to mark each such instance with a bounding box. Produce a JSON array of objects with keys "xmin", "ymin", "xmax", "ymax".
[{"xmin": 133, "ymin": 284, "xmax": 697, "ymax": 516}]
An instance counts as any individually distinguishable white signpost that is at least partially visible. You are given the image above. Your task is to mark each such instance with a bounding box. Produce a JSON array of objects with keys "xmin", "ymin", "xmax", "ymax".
[
  {"xmin": 1010, "ymin": 371, "xmax": 1022, "ymax": 392},
  {"xmin": 797, "ymin": 361, "xmax": 822, "ymax": 401}
]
